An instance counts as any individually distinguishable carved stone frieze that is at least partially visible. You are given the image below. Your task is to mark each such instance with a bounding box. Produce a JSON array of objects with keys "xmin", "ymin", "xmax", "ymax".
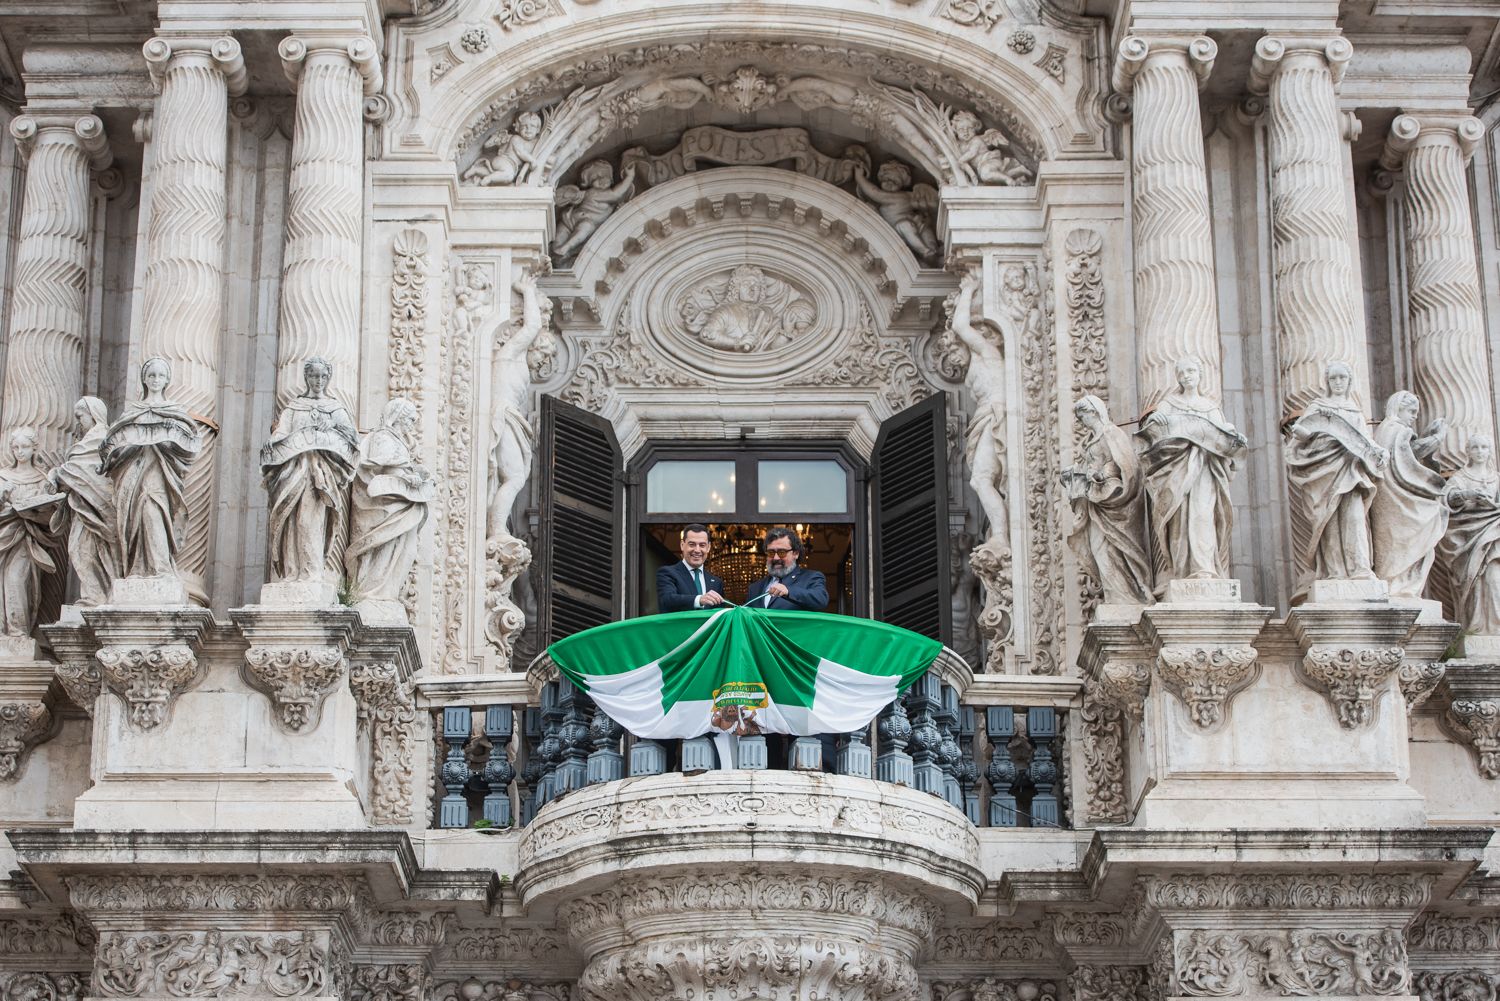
[
  {"xmin": 1141, "ymin": 873, "xmax": 1432, "ymax": 911},
  {"xmin": 0, "ymin": 972, "xmax": 89, "ymax": 1001},
  {"xmin": 354, "ymin": 910, "xmax": 449, "ymax": 949},
  {"xmin": 243, "ymin": 646, "xmax": 346, "ymax": 733},
  {"xmin": 1442, "ymin": 698, "xmax": 1500, "ymax": 779},
  {"xmin": 1400, "ymin": 660, "xmax": 1447, "ymax": 711},
  {"xmin": 621, "ymin": 125, "xmax": 868, "ymax": 188},
  {"xmin": 1154, "ymin": 646, "xmax": 1259, "ymax": 729},
  {"xmin": 348, "ymin": 660, "xmax": 419, "ymax": 825},
  {"xmin": 1174, "ymin": 927, "xmax": 1410, "ymax": 997},
  {"xmin": 0, "ymin": 915, "xmax": 93, "ymax": 956},
  {"xmin": 93, "ymin": 929, "xmax": 333, "ymax": 998},
  {"xmin": 1052, "ymin": 912, "xmax": 1127, "ymax": 949},
  {"xmin": 66, "ymin": 873, "xmax": 368, "ymax": 912},
  {"xmin": 930, "ymin": 924, "xmax": 1052, "ymax": 963},
  {"xmin": 388, "ymin": 229, "xmax": 430, "ymax": 405},
  {"xmin": 1077, "ymin": 688, "xmax": 1129, "ymax": 825},
  {"xmin": 0, "ymin": 700, "xmax": 50, "ymax": 780},
  {"xmin": 433, "ymin": 980, "xmax": 571, "ymax": 1001},
  {"xmin": 1408, "ymin": 912, "xmax": 1500, "ymax": 952},
  {"xmin": 930, "ymin": 978, "xmax": 1059, "ymax": 1001},
  {"xmin": 577, "ymin": 933, "xmax": 916, "ymax": 1001},
  {"xmin": 94, "ymin": 644, "xmax": 205, "ymax": 730},
  {"xmin": 441, "ymin": 927, "xmax": 566, "ymax": 965},
  {"xmin": 1414, "ymin": 969, "xmax": 1500, "ymax": 1001},
  {"xmin": 1016, "ymin": 260, "xmax": 1065, "ymax": 676},
  {"xmin": 1067, "ymin": 965, "xmax": 1148, "ymax": 1001},
  {"xmin": 349, "ymin": 963, "xmax": 429, "ymax": 1001},
  {"xmin": 1297, "ymin": 646, "xmax": 1405, "ymax": 729},
  {"xmin": 1065, "ymin": 227, "xmax": 1108, "ymax": 436}
]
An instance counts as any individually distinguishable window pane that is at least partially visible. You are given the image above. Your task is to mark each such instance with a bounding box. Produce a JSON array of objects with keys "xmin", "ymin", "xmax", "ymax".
[
  {"xmin": 757, "ymin": 460, "xmax": 847, "ymax": 513},
  {"xmin": 646, "ymin": 460, "xmax": 736, "ymax": 514}
]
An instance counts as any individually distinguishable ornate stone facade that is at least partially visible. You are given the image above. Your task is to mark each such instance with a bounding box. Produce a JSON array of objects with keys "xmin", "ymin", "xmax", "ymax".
[{"xmin": 1, "ymin": 2, "xmax": 1499, "ymax": 999}]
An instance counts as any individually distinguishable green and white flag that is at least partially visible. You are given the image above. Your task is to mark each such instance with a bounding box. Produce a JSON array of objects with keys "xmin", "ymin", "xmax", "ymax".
[{"xmin": 548, "ymin": 606, "xmax": 942, "ymax": 740}]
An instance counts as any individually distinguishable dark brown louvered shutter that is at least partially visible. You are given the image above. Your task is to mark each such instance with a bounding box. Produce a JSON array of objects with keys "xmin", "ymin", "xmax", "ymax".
[
  {"xmin": 537, "ymin": 395, "xmax": 622, "ymax": 644},
  {"xmin": 871, "ymin": 393, "xmax": 951, "ymax": 644}
]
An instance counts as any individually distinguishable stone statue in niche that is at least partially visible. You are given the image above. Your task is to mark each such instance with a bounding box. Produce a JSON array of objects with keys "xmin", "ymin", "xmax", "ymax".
[
  {"xmin": 1135, "ymin": 356, "xmax": 1247, "ymax": 589},
  {"xmin": 462, "ymin": 111, "xmax": 544, "ymax": 186},
  {"xmin": 1371, "ymin": 390, "xmax": 1449, "ymax": 599},
  {"xmin": 1284, "ymin": 361, "xmax": 1387, "ymax": 590},
  {"xmin": 346, "ymin": 398, "xmax": 433, "ymax": 623},
  {"xmin": 48, "ymin": 397, "xmax": 118, "ymax": 606},
  {"xmin": 950, "ymin": 110, "xmax": 1032, "ymax": 186},
  {"xmin": 101, "ymin": 357, "xmax": 204, "ymax": 581},
  {"xmin": 948, "ymin": 273, "xmax": 1008, "ymax": 546},
  {"xmin": 852, "ymin": 161, "xmax": 941, "ymax": 263},
  {"xmin": 452, "ymin": 263, "xmax": 494, "ymax": 340},
  {"xmin": 1062, "ymin": 395, "xmax": 1153, "ymax": 606},
  {"xmin": 0, "ymin": 428, "xmax": 62, "ymax": 637},
  {"xmin": 260, "ymin": 358, "xmax": 359, "ymax": 584},
  {"xmin": 486, "ymin": 274, "xmax": 552, "ymax": 539},
  {"xmin": 552, "ymin": 160, "xmax": 637, "ymax": 260},
  {"xmin": 1440, "ymin": 434, "xmax": 1500, "ymax": 635},
  {"xmin": 677, "ymin": 264, "xmax": 816, "ymax": 352}
]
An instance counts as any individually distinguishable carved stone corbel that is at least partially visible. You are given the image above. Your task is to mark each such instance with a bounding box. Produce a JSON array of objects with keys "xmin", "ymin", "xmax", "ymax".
[
  {"xmin": 1438, "ymin": 662, "xmax": 1500, "ymax": 780},
  {"xmin": 1399, "ymin": 660, "xmax": 1446, "ymax": 711},
  {"xmin": 1155, "ymin": 645, "xmax": 1258, "ymax": 729},
  {"xmin": 1298, "ymin": 646, "xmax": 1405, "ymax": 729},
  {"xmin": 0, "ymin": 699, "xmax": 52, "ymax": 781},
  {"xmin": 1096, "ymin": 661, "xmax": 1151, "ymax": 723},
  {"xmin": 82, "ymin": 605, "xmax": 215, "ymax": 731},
  {"xmin": 347, "ymin": 623, "xmax": 422, "ymax": 826},
  {"xmin": 244, "ymin": 646, "xmax": 347, "ymax": 733}
]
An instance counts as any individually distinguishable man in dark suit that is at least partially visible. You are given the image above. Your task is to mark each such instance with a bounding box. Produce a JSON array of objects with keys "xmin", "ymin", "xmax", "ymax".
[
  {"xmin": 656, "ymin": 523, "xmax": 726, "ymax": 612},
  {"xmin": 746, "ymin": 527, "xmax": 828, "ymax": 611}
]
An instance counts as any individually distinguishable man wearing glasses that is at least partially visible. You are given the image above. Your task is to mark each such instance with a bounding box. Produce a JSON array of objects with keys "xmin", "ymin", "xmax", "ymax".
[
  {"xmin": 747, "ymin": 527, "xmax": 828, "ymax": 611},
  {"xmin": 656, "ymin": 523, "xmax": 726, "ymax": 612}
]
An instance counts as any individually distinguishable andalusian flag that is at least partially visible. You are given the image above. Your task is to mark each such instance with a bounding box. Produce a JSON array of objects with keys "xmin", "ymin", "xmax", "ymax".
[{"xmin": 548, "ymin": 606, "xmax": 941, "ymax": 740}]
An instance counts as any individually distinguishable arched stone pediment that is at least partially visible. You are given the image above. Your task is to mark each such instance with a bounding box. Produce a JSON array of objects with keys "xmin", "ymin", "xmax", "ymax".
[
  {"xmin": 536, "ymin": 168, "xmax": 959, "ymax": 458},
  {"xmin": 385, "ymin": 0, "xmax": 1109, "ymax": 165}
]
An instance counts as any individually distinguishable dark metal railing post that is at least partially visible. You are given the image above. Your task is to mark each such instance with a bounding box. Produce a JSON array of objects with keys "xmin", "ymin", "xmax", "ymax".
[
  {"xmin": 519, "ymin": 706, "xmax": 542, "ymax": 826},
  {"xmin": 1028, "ymin": 707, "xmax": 1059, "ymax": 828},
  {"xmin": 907, "ymin": 674, "xmax": 943, "ymax": 796},
  {"xmin": 937, "ymin": 684, "xmax": 963, "ymax": 809},
  {"xmin": 554, "ymin": 685, "xmax": 591, "ymax": 794},
  {"xmin": 957, "ymin": 704, "xmax": 981, "ymax": 825},
  {"xmin": 536, "ymin": 682, "xmax": 563, "ymax": 808},
  {"xmin": 986, "ymin": 706, "xmax": 1019, "ymax": 827},
  {"xmin": 481, "ymin": 705, "xmax": 515, "ymax": 828},
  {"xmin": 586, "ymin": 702, "xmax": 624, "ymax": 784},
  {"xmin": 875, "ymin": 696, "xmax": 914, "ymax": 786},
  {"xmin": 438, "ymin": 706, "xmax": 473, "ymax": 829}
]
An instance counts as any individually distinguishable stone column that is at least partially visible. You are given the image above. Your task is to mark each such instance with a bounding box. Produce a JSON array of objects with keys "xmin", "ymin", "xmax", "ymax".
[
  {"xmin": 1250, "ymin": 35, "xmax": 1369, "ymax": 415},
  {"xmin": 0, "ymin": 114, "xmax": 112, "ymax": 459},
  {"xmin": 1112, "ymin": 34, "xmax": 1224, "ymax": 406},
  {"xmin": 275, "ymin": 35, "xmax": 382, "ymax": 415},
  {"xmin": 1382, "ymin": 112, "xmax": 1496, "ymax": 463},
  {"xmin": 138, "ymin": 36, "xmax": 247, "ymax": 601}
]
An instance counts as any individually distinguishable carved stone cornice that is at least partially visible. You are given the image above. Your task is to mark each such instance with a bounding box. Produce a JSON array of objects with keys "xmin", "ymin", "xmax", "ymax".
[
  {"xmin": 1140, "ymin": 873, "xmax": 1433, "ymax": 912},
  {"xmin": 65, "ymin": 873, "xmax": 369, "ymax": 913},
  {"xmin": 1408, "ymin": 912, "xmax": 1500, "ymax": 953},
  {"xmin": 1298, "ymin": 645, "xmax": 1406, "ymax": 729},
  {"xmin": 1155, "ymin": 645, "xmax": 1258, "ymax": 729}
]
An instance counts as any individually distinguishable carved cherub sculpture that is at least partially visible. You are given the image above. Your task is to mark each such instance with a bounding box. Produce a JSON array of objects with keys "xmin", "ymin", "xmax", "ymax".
[
  {"xmin": 950, "ymin": 110, "xmax": 1032, "ymax": 186},
  {"xmin": 852, "ymin": 160, "xmax": 941, "ymax": 262},
  {"xmin": 552, "ymin": 160, "xmax": 637, "ymax": 260},
  {"xmin": 463, "ymin": 111, "xmax": 545, "ymax": 187}
]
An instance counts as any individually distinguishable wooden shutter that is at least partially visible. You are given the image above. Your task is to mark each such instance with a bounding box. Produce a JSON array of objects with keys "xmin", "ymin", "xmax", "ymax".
[
  {"xmin": 871, "ymin": 394, "xmax": 951, "ymax": 644},
  {"xmin": 537, "ymin": 395, "xmax": 622, "ymax": 644}
]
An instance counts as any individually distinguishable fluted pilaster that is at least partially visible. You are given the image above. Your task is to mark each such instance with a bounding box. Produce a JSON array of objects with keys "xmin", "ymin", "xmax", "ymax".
[
  {"xmin": 275, "ymin": 36, "xmax": 381, "ymax": 415},
  {"xmin": 1383, "ymin": 112, "xmax": 1496, "ymax": 463},
  {"xmin": 1251, "ymin": 35, "xmax": 1367, "ymax": 416},
  {"xmin": 0, "ymin": 115, "xmax": 111, "ymax": 460},
  {"xmin": 138, "ymin": 36, "xmax": 247, "ymax": 598},
  {"xmin": 1114, "ymin": 35, "xmax": 1223, "ymax": 407}
]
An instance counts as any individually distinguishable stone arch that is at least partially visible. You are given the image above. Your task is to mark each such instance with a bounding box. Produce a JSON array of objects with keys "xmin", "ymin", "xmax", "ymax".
[
  {"xmin": 396, "ymin": 4, "xmax": 1107, "ymax": 167},
  {"xmin": 534, "ymin": 167, "xmax": 959, "ymax": 459}
]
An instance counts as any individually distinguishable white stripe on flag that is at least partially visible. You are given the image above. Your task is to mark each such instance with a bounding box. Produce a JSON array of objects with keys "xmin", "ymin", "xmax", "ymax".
[{"xmin": 808, "ymin": 659, "xmax": 902, "ymax": 733}]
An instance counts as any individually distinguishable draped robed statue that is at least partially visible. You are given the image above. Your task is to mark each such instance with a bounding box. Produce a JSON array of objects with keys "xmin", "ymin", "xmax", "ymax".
[
  {"xmin": 346, "ymin": 398, "xmax": 433, "ymax": 619},
  {"xmin": 1284, "ymin": 361, "xmax": 1388, "ymax": 593},
  {"xmin": 261, "ymin": 357, "xmax": 359, "ymax": 584},
  {"xmin": 0, "ymin": 428, "xmax": 63, "ymax": 637},
  {"xmin": 49, "ymin": 397, "xmax": 118, "ymax": 606},
  {"xmin": 1370, "ymin": 390, "xmax": 1448, "ymax": 599},
  {"xmin": 101, "ymin": 357, "xmax": 204, "ymax": 581},
  {"xmin": 1062, "ymin": 395, "xmax": 1153, "ymax": 606},
  {"xmin": 1135, "ymin": 356, "xmax": 1247, "ymax": 591},
  {"xmin": 1440, "ymin": 434, "xmax": 1500, "ymax": 635}
]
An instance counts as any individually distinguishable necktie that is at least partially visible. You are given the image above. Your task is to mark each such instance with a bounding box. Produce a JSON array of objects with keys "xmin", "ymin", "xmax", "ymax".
[{"xmin": 693, "ymin": 568, "xmax": 704, "ymax": 594}]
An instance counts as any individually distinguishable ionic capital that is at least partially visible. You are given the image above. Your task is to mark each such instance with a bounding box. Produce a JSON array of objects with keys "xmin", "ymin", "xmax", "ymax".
[
  {"xmin": 1112, "ymin": 34, "xmax": 1216, "ymax": 94},
  {"xmin": 1248, "ymin": 34, "xmax": 1353, "ymax": 94},
  {"xmin": 279, "ymin": 35, "xmax": 383, "ymax": 96},
  {"xmin": 142, "ymin": 36, "xmax": 248, "ymax": 97},
  {"xmin": 8, "ymin": 113, "xmax": 112, "ymax": 170},
  {"xmin": 1381, "ymin": 111, "xmax": 1486, "ymax": 171}
]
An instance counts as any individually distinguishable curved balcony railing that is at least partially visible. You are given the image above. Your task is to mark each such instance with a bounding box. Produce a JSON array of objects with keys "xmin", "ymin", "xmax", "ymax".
[{"xmin": 427, "ymin": 657, "xmax": 1071, "ymax": 831}]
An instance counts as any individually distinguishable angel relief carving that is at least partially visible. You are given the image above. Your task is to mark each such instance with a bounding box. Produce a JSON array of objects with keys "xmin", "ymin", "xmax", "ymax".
[
  {"xmin": 853, "ymin": 160, "xmax": 941, "ymax": 262},
  {"xmin": 552, "ymin": 159, "xmax": 637, "ymax": 260},
  {"xmin": 677, "ymin": 265, "xmax": 816, "ymax": 351}
]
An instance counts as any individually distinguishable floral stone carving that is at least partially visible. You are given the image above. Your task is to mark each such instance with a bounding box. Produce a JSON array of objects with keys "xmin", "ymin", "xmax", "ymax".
[
  {"xmin": 94, "ymin": 929, "xmax": 333, "ymax": 997},
  {"xmin": 1155, "ymin": 645, "xmax": 1259, "ymax": 728},
  {"xmin": 1298, "ymin": 646, "xmax": 1404, "ymax": 729},
  {"xmin": 1399, "ymin": 660, "xmax": 1446, "ymax": 710},
  {"xmin": 1174, "ymin": 927, "xmax": 1410, "ymax": 997},
  {"xmin": 243, "ymin": 646, "xmax": 346, "ymax": 733},
  {"xmin": 1443, "ymin": 698, "xmax": 1499, "ymax": 779},
  {"xmin": 348, "ymin": 661, "xmax": 418, "ymax": 825},
  {"xmin": 0, "ymin": 700, "xmax": 50, "ymax": 780}
]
